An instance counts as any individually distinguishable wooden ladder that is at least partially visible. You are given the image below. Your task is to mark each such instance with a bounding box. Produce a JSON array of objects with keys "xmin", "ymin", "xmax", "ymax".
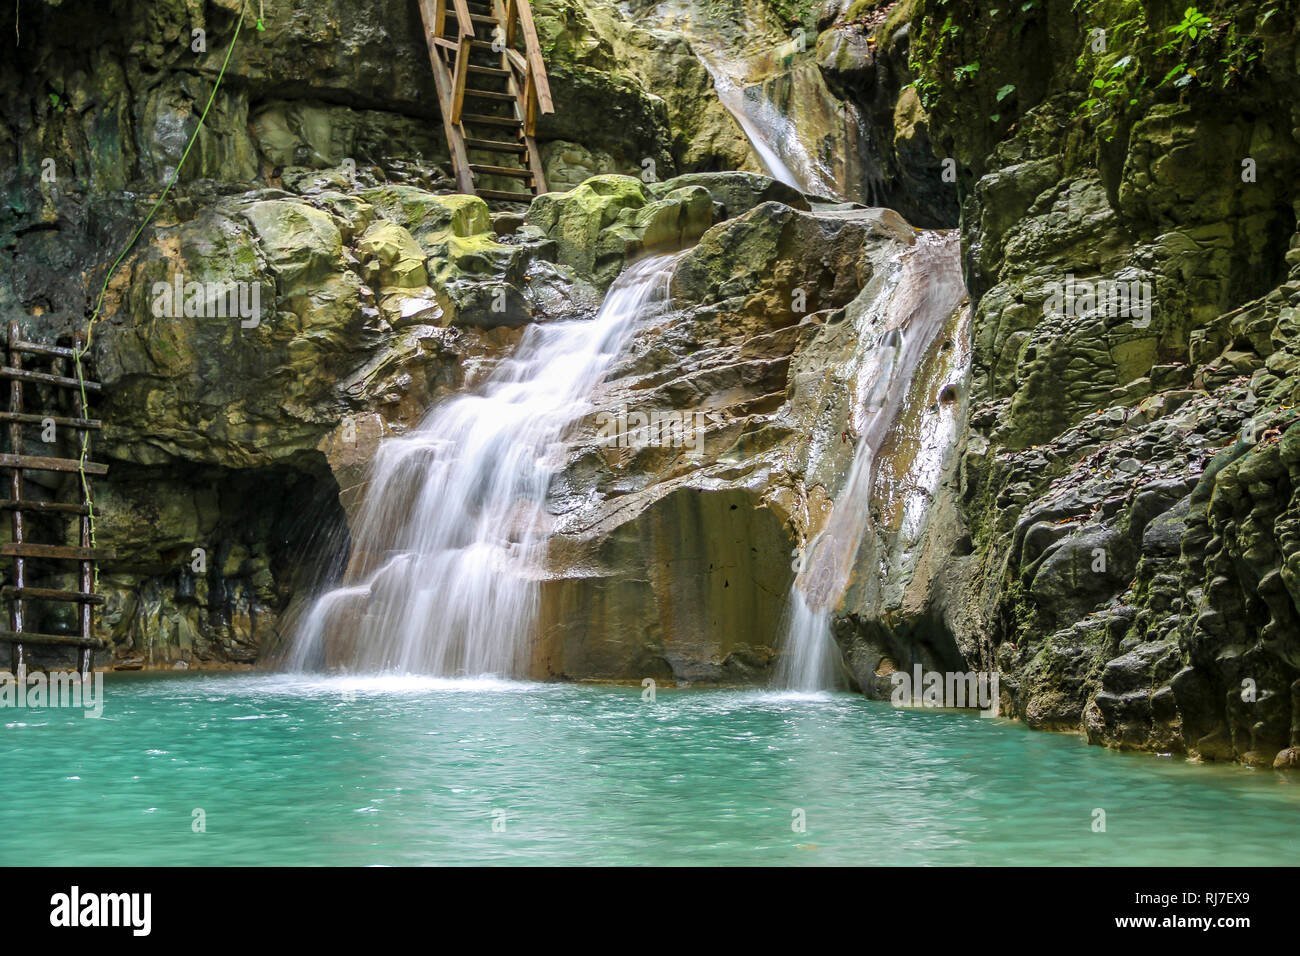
[
  {"xmin": 1, "ymin": 321, "xmax": 114, "ymax": 677},
  {"xmin": 417, "ymin": 0, "xmax": 555, "ymax": 202}
]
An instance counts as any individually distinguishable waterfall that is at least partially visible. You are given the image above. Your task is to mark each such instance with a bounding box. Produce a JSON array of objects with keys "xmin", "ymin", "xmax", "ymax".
[
  {"xmin": 287, "ymin": 252, "xmax": 687, "ymax": 675},
  {"xmin": 645, "ymin": 0, "xmax": 879, "ymax": 202},
  {"xmin": 694, "ymin": 53, "xmax": 807, "ymax": 194},
  {"xmin": 776, "ymin": 232, "xmax": 967, "ymax": 691}
]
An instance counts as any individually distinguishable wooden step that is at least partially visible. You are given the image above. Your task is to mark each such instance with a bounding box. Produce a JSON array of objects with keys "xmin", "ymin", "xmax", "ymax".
[
  {"xmin": 3, "ymin": 586, "xmax": 105, "ymax": 605},
  {"xmin": 478, "ymin": 188, "xmax": 535, "ymax": 202},
  {"xmin": 467, "ymin": 64, "xmax": 510, "ymax": 78},
  {"xmin": 461, "ymin": 113, "xmax": 522, "ymax": 128},
  {"xmin": 0, "ymin": 500, "xmax": 91, "ymax": 516},
  {"xmin": 0, "ymin": 454, "xmax": 108, "ymax": 476},
  {"xmin": 0, "ymin": 366, "xmax": 102, "ymax": 393},
  {"xmin": 0, "ymin": 629, "xmax": 105, "ymax": 648},
  {"xmin": 471, "ymin": 164, "xmax": 534, "ymax": 179},
  {"xmin": 9, "ymin": 340, "xmax": 80, "ymax": 360},
  {"xmin": 465, "ymin": 137, "xmax": 526, "ymax": 154},
  {"xmin": 1, "ymin": 543, "xmax": 115, "ymax": 562},
  {"xmin": 0, "ymin": 412, "xmax": 101, "ymax": 430},
  {"xmin": 465, "ymin": 88, "xmax": 516, "ymax": 102},
  {"xmin": 468, "ymin": 12, "xmax": 496, "ymax": 25}
]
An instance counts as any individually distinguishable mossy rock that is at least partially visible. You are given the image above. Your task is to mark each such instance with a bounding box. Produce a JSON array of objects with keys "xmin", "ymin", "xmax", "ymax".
[
  {"xmin": 671, "ymin": 201, "xmax": 904, "ymax": 316},
  {"xmin": 239, "ymin": 199, "xmax": 343, "ymax": 294},
  {"xmin": 651, "ymin": 171, "xmax": 810, "ymax": 221},
  {"xmin": 526, "ymin": 174, "xmax": 711, "ymax": 288},
  {"xmin": 361, "ymin": 186, "xmax": 493, "ymax": 251},
  {"xmin": 356, "ymin": 220, "xmax": 429, "ymax": 290},
  {"xmin": 632, "ymin": 185, "xmax": 713, "ymax": 250}
]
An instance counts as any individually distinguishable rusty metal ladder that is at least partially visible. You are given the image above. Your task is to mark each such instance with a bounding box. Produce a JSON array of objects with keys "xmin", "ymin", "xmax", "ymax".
[{"xmin": 0, "ymin": 321, "xmax": 114, "ymax": 677}]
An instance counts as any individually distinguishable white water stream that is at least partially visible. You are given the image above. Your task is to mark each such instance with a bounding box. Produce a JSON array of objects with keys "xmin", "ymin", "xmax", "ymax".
[
  {"xmin": 776, "ymin": 232, "xmax": 966, "ymax": 691},
  {"xmin": 647, "ymin": 0, "xmax": 866, "ymax": 201},
  {"xmin": 693, "ymin": 51, "xmax": 810, "ymax": 194},
  {"xmin": 288, "ymin": 252, "xmax": 686, "ymax": 675}
]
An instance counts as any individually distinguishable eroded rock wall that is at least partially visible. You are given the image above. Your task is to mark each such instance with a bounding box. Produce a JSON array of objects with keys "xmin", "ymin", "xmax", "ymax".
[
  {"xmin": 904, "ymin": 0, "xmax": 1300, "ymax": 767},
  {"xmin": 536, "ymin": 195, "xmax": 956, "ymax": 684},
  {"xmin": 0, "ymin": 0, "xmax": 1077, "ymax": 721},
  {"xmin": 0, "ymin": 0, "xmax": 732, "ymax": 667}
]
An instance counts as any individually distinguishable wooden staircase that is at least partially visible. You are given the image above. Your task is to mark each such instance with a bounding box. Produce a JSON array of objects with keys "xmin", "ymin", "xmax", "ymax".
[
  {"xmin": 417, "ymin": 0, "xmax": 555, "ymax": 202},
  {"xmin": 1, "ymin": 322, "xmax": 114, "ymax": 677}
]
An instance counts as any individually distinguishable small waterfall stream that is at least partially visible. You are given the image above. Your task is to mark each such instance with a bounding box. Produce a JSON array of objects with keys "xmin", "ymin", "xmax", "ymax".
[
  {"xmin": 692, "ymin": 50, "xmax": 810, "ymax": 195},
  {"xmin": 647, "ymin": 0, "xmax": 882, "ymax": 202},
  {"xmin": 288, "ymin": 252, "xmax": 686, "ymax": 675},
  {"xmin": 777, "ymin": 232, "xmax": 967, "ymax": 691}
]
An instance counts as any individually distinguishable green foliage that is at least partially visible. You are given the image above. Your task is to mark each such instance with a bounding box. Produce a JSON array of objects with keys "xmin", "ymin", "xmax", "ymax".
[
  {"xmin": 1071, "ymin": 0, "xmax": 1277, "ymax": 126},
  {"xmin": 1167, "ymin": 6, "xmax": 1212, "ymax": 42},
  {"xmin": 1077, "ymin": 49, "xmax": 1141, "ymax": 118},
  {"xmin": 909, "ymin": 0, "xmax": 1046, "ymax": 114},
  {"xmin": 1152, "ymin": 5, "xmax": 1213, "ymax": 88},
  {"xmin": 904, "ymin": 0, "xmax": 1290, "ymax": 178}
]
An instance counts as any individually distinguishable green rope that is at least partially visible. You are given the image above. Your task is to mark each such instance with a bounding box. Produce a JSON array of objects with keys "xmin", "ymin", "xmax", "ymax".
[{"xmin": 71, "ymin": 1, "xmax": 251, "ymax": 583}]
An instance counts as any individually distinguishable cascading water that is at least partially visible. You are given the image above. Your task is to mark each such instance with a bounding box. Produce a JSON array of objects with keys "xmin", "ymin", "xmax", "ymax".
[
  {"xmin": 693, "ymin": 52, "xmax": 807, "ymax": 194},
  {"xmin": 647, "ymin": 0, "xmax": 882, "ymax": 202},
  {"xmin": 776, "ymin": 232, "xmax": 967, "ymax": 691},
  {"xmin": 287, "ymin": 252, "xmax": 687, "ymax": 675}
]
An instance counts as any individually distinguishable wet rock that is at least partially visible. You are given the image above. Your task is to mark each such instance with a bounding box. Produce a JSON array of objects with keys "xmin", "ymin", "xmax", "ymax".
[
  {"xmin": 817, "ymin": 1, "xmax": 958, "ymax": 225},
  {"xmin": 899, "ymin": 0, "xmax": 1300, "ymax": 765},
  {"xmin": 650, "ymin": 171, "xmax": 811, "ymax": 219},
  {"xmin": 537, "ymin": 202, "xmax": 936, "ymax": 682},
  {"xmin": 524, "ymin": 174, "xmax": 712, "ymax": 288},
  {"xmin": 357, "ymin": 221, "xmax": 429, "ymax": 290}
]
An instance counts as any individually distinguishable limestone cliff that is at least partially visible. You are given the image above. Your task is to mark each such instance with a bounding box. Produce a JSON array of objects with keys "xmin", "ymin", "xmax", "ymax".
[
  {"xmin": 0, "ymin": 0, "xmax": 701, "ymax": 666},
  {"xmin": 11, "ymin": 0, "xmax": 1290, "ymax": 776},
  {"xmin": 888, "ymin": 0, "xmax": 1300, "ymax": 768}
]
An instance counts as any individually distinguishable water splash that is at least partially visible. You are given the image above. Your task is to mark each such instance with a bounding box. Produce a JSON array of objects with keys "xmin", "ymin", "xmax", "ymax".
[
  {"xmin": 288, "ymin": 252, "xmax": 688, "ymax": 675},
  {"xmin": 776, "ymin": 232, "xmax": 967, "ymax": 691}
]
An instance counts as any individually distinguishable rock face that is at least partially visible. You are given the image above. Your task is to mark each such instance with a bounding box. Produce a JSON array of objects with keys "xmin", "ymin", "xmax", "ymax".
[
  {"xmin": 533, "ymin": 0, "xmax": 753, "ymax": 181},
  {"xmin": 892, "ymin": 0, "xmax": 1300, "ymax": 766},
  {"xmin": 815, "ymin": 0, "xmax": 959, "ymax": 226},
  {"xmin": 57, "ymin": 160, "xmax": 722, "ymax": 667},
  {"xmin": 11, "ymin": 0, "xmax": 1291, "ymax": 777},
  {"xmin": 536, "ymin": 198, "xmax": 938, "ymax": 682},
  {"xmin": 0, "ymin": 0, "xmax": 836, "ymax": 668},
  {"xmin": 532, "ymin": 0, "xmax": 957, "ymax": 209},
  {"xmin": 522, "ymin": 175, "xmax": 713, "ymax": 289},
  {"xmin": 613, "ymin": 0, "xmax": 889, "ymax": 203}
]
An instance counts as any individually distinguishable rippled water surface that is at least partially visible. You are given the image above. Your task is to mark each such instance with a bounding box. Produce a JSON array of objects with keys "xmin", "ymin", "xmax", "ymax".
[{"xmin": 4, "ymin": 673, "xmax": 1298, "ymax": 865}]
